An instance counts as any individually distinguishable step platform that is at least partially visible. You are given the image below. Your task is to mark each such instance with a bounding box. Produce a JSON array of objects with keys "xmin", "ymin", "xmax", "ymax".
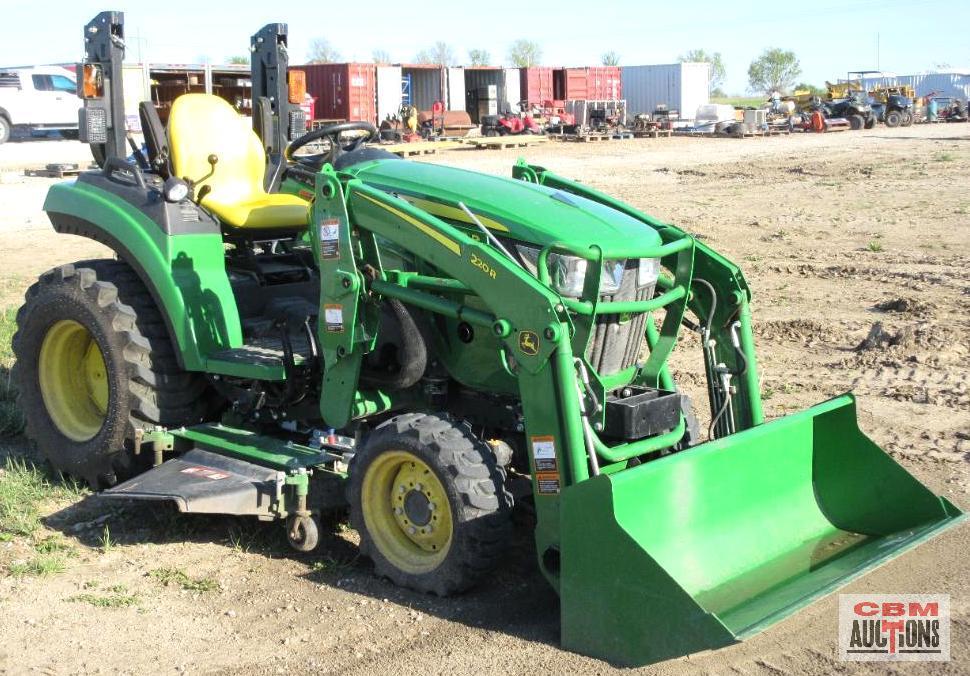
[
  {"xmin": 102, "ymin": 448, "xmax": 282, "ymax": 517},
  {"xmin": 206, "ymin": 335, "xmax": 312, "ymax": 380}
]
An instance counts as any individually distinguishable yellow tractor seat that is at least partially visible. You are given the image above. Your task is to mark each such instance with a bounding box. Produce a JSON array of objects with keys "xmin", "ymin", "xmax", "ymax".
[{"xmin": 167, "ymin": 94, "xmax": 308, "ymax": 230}]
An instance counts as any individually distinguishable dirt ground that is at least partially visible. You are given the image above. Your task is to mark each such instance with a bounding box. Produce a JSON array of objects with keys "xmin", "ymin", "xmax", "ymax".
[{"xmin": 0, "ymin": 124, "xmax": 968, "ymax": 675}]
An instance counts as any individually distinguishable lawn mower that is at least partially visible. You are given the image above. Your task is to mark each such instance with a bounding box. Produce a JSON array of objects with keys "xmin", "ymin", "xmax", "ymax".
[
  {"xmin": 13, "ymin": 10, "xmax": 964, "ymax": 667},
  {"xmin": 480, "ymin": 110, "xmax": 542, "ymax": 136}
]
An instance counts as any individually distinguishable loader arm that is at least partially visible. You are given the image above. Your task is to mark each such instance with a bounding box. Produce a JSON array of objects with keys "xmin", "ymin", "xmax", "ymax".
[{"xmin": 514, "ymin": 160, "xmax": 764, "ymax": 432}]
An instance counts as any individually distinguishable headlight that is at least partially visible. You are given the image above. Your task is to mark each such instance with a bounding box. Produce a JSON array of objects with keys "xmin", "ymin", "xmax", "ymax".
[
  {"xmin": 515, "ymin": 244, "xmax": 658, "ymax": 298},
  {"xmin": 638, "ymin": 257, "xmax": 661, "ymax": 287}
]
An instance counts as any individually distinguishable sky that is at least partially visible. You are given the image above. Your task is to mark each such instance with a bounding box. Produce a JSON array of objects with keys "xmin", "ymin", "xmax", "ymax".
[{"xmin": 1, "ymin": 0, "xmax": 968, "ymax": 94}]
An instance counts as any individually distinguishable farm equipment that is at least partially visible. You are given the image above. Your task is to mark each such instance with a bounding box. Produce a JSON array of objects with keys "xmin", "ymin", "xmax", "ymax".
[
  {"xmin": 14, "ymin": 10, "xmax": 965, "ymax": 667},
  {"xmin": 869, "ymin": 86, "xmax": 915, "ymax": 127},
  {"xmin": 822, "ymin": 89, "xmax": 876, "ymax": 130},
  {"xmin": 378, "ymin": 103, "xmax": 419, "ymax": 142},
  {"xmin": 542, "ymin": 103, "xmax": 578, "ymax": 134},
  {"xmin": 785, "ymin": 86, "xmax": 874, "ymax": 132},
  {"xmin": 481, "ymin": 110, "xmax": 542, "ymax": 136},
  {"xmin": 927, "ymin": 96, "xmax": 968, "ymax": 123}
]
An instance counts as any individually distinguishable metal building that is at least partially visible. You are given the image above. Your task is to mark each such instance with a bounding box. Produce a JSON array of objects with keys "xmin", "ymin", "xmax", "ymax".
[{"xmin": 854, "ymin": 70, "xmax": 970, "ymax": 100}]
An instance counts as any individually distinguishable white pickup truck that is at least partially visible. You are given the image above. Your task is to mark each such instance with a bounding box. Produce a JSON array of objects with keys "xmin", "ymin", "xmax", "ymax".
[{"xmin": 0, "ymin": 66, "xmax": 81, "ymax": 144}]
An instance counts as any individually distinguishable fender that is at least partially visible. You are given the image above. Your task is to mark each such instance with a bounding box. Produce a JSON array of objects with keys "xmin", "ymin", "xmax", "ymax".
[{"xmin": 44, "ymin": 180, "xmax": 243, "ymax": 370}]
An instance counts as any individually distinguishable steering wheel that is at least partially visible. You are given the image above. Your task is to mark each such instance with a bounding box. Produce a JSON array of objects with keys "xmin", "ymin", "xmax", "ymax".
[{"xmin": 285, "ymin": 121, "xmax": 379, "ymax": 168}]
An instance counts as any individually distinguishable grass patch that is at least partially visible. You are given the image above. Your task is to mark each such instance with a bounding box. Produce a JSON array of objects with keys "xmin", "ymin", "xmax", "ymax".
[
  {"xmin": 34, "ymin": 535, "xmax": 75, "ymax": 556},
  {"xmin": 934, "ymin": 152, "xmax": 955, "ymax": 162},
  {"xmin": 98, "ymin": 524, "xmax": 114, "ymax": 554},
  {"xmin": 867, "ymin": 241, "xmax": 884, "ymax": 252},
  {"xmin": 68, "ymin": 591, "xmax": 139, "ymax": 608},
  {"xmin": 149, "ymin": 567, "xmax": 220, "ymax": 592},
  {"xmin": 711, "ymin": 96, "xmax": 764, "ymax": 108},
  {"xmin": 7, "ymin": 553, "xmax": 66, "ymax": 578},
  {"xmin": 309, "ymin": 553, "xmax": 358, "ymax": 575},
  {"xmin": 0, "ymin": 456, "xmax": 86, "ymax": 538},
  {"xmin": 0, "ymin": 308, "xmax": 23, "ymax": 437}
]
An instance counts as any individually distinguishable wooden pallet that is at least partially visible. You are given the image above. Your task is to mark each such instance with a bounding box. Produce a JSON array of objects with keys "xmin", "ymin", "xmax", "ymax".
[
  {"xmin": 554, "ymin": 133, "xmax": 615, "ymax": 142},
  {"xmin": 632, "ymin": 129, "xmax": 673, "ymax": 138},
  {"xmin": 379, "ymin": 141, "xmax": 461, "ymax": 157},
  {"xmin": 466, "ymin": 136, "xmax": 549, "ymax": 149},
  {"xmin": 25, "ymin": 163, "xmax": 84, "ymax": 178}
]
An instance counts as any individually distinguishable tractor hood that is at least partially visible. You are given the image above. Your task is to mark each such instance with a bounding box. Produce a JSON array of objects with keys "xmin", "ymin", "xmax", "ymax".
[{"xmin": 347, "ymin": 160, "xmax": 663, "ymax": 255}]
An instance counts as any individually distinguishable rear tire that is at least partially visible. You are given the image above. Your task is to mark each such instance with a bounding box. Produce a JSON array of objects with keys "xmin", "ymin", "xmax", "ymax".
[
  {"xmin": 885, "ymin": 110, "xmax": 902, "ymax": 128},
  {"xmin": 901, "ymin": 111, "xmax": 913, "ymax": 126},
  {"xmin": 13, "ymin": 260, "xmax": 214, "ymax": 487},
  {"xmin": 348, "ymin": 413, "xmax": 513, "ymax": 596},
  {"xmin": 0, "ymin": 116, "xmax": 10, "ymax": 144}
]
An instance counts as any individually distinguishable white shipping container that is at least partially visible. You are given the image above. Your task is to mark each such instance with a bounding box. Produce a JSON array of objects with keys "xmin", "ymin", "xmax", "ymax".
[{"xmin": 621, "ymin": 63, "xmax": 710, "ymax": 121}]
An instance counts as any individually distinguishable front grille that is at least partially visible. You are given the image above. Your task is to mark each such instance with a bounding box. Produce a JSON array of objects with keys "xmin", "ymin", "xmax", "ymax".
[{"xmin": 586, "ymin": 260, "xmax": 655, "ymax": 376}]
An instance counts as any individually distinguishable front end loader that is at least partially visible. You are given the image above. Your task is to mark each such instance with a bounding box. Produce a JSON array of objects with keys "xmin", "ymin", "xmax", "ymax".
[{"xmin": 12, "ymin": 10, "xmax": 964, "ymax": 667}]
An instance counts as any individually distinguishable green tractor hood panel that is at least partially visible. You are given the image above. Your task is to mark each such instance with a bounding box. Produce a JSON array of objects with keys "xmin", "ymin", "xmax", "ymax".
[{"xmin": 349, "ymin": 160, "xmax": 663, "ymax": 252}]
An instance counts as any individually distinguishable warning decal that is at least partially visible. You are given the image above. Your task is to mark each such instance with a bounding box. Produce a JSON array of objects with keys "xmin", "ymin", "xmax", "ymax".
[
  {"xmin": 531, "ymin": 435, "xmax": 558, "ymax": 473},
  {"xmin": 324, "ymin": 304, "xmax": 344, "ymax": 333},
  {"xmin": 180, "ymin": 467, "xmax": 229, "ymax": 480},
  {"xmin": 319, "ymin": 219, "xmax": 340, "ymax": 259},
  {"xmin": 535, "ymin": 472, "xmax": 560, "ymax": 495}
]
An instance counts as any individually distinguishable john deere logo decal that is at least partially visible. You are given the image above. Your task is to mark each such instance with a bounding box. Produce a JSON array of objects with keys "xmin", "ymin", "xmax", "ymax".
[{"xmin": 518, "ymin": 331, "xmax": 539, "ymax": 356}]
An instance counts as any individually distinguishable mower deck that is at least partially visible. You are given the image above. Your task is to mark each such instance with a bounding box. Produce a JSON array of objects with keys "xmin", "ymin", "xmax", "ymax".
[{"xmin": 102, "ymin": 448, "xmax": 282, "ymax": 517}]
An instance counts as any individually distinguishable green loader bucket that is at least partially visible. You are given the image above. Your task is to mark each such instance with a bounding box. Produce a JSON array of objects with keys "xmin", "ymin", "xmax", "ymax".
[{"xmin": 560, "ymin": 394, "xmax": 964, "ymax": 666}]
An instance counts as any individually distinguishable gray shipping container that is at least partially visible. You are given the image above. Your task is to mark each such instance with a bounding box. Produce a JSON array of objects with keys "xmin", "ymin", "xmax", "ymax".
[
  {"xmin": 446, "ymin": 67, "xmax": 522, "ymax": 121},
  {"xmin": 621, "ymin": 63, "xmax": 710, "ymax": 121},
  {"xmin": 402, "ymin": 66, "xmax": 444, "ymax": 111}
]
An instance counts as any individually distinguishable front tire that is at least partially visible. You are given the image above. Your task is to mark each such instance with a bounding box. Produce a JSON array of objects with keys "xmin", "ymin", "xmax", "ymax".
[
  {"xmin": 348, "ymin": 413, "xmax": 512, "ymax": 596},
  {"xmin": 849, "ymin": 114, "xmax": 865, "ymax": 130},
  {"xmin": 13, "ymin": 260, "xmax": 213, "ymax": 487},
  {"xmin": 885, "ymin": 110, "xmax": 902, "ymax": 127},
  {"xmin": 0, "ymin": 116, "xmax": 10, "ymax": 144}
]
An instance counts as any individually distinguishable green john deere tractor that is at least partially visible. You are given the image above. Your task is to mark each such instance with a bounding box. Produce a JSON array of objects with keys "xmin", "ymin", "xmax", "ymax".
[{"xmin": 12, "ymin": 11, "xmax": 964, "ymax": 666}]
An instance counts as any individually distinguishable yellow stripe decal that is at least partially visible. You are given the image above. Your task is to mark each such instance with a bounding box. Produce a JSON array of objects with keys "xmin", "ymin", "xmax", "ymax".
[
  {"xmin": 356, "ymin": 192, "xmax": 462, "ymax": 256},
  {"xmin": 402, "ymin": 196, "xmax": 510, "ymax": 233}
]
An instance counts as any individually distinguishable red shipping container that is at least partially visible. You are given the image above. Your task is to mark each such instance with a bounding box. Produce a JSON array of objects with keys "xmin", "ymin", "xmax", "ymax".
[
  {"xmin": 562, "ymin": 68, "xmax": 588, "ymax": 100},
  {"xmin": 520, "ymin": 67, "xmax": 554, "ymax": 105},
  {"xmin": 587, "ymin": 66, "xmax": 622, "ymax": 100},
  {"xmin": 297, "ymin": 63, "xmax": 376, "ymax": 123}
]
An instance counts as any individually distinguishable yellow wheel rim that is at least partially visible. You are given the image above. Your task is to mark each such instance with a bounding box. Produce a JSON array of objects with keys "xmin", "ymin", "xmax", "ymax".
[
  {"xmin": 38, "ymin": 320, "xmax": 109, "ymax": 442},
  {"xmin": 361, "ymin": 450, "xmax": 454, "ymax": 575}
]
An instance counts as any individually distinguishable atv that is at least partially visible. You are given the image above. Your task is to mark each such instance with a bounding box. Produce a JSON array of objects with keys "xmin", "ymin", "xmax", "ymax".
[{"xmin": 823, "ymin": 92, "xmax": 876, "ymax": 130}]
